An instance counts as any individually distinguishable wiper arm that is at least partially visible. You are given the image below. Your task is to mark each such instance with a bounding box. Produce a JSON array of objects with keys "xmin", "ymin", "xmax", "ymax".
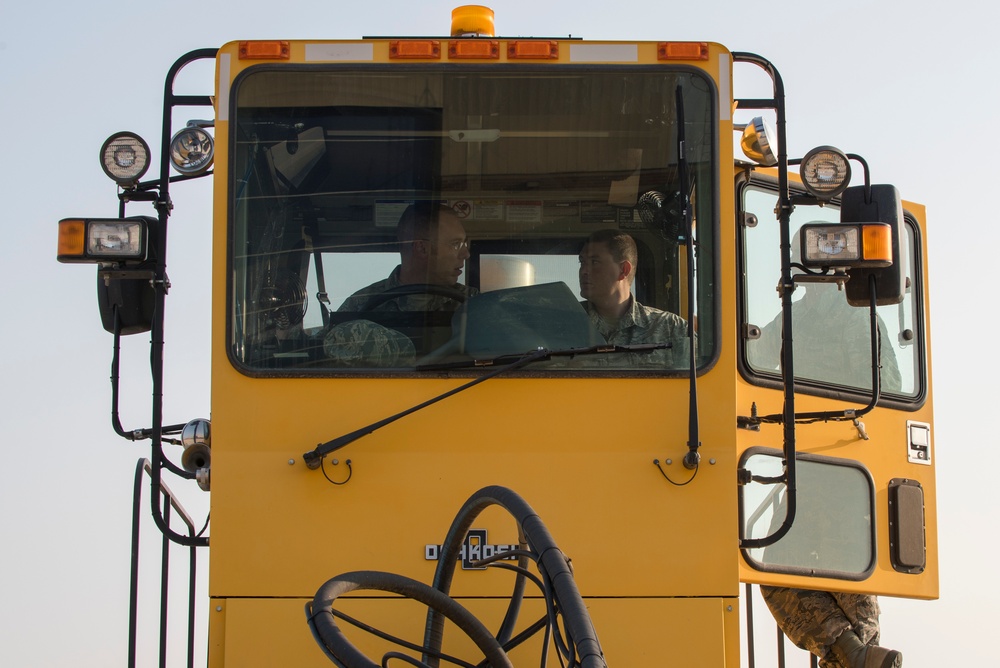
[{"xmin": 302, "ymin": 343, "xmax": 666, "ymax": 469}]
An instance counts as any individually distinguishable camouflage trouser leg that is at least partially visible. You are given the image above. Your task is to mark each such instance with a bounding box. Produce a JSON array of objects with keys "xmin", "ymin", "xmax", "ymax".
[{"xmin": 760, "ymin": 586, "xmax": 881, "ymax": 668}]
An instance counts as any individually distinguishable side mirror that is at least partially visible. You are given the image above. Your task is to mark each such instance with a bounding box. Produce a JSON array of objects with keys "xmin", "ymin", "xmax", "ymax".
[
  {"xmin": 841, "ymin": 184, "xmax": 905, "ymax": 306},
  {"xmin": 97, "ymin": 269, "xmax": 156, "ymax": 335}
]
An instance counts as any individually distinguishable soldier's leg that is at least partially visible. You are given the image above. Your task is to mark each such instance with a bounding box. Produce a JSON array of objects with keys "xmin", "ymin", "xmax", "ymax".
[
  {"xmin": 761, "ymin": 587, "xmax": 901, "ymax": 667},
  {"xmin": 829, "ymin": 592, "xmax": 881, "ymax": 646},
  {"xmin": 760, "ymin": 586, "xmax": 852, "ymax": 666}
]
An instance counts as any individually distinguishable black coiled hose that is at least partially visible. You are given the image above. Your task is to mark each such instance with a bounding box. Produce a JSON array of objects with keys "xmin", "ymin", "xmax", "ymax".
[{"xmin": 307, "ymin": 485, "xmax": 607, "ymax": 668}]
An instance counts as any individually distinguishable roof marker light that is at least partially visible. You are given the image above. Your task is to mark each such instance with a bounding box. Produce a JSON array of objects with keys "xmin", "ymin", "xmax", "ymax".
[
  {"xmin": 390, "ymin": 40, "xmax": 442, "ymax": 59},
  {"xmin": 449, "ymin": 40, "xmax": 500, "ymax": 59},
  {"xmin": 239, "ymin": 41, "xmax": 290, "ymax": 60},
  {"xmin": 658, "ymin": 42, "xmax": 710, "ymax": 61},
  {"xmin": 508, "ymin": 41, "xmax": 559, "ymax": 60}
]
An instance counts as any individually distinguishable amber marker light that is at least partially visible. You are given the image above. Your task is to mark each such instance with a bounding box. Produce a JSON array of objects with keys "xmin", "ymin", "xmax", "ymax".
[
  {"xmin": 449, "ymin": 40, "xmax": 500, "ymax": 59},
  {"xmin": 658, "ymin": 42, "xmax": 710, "ymax": 60},
  {"xmin": 390, "ymin": 40, "xmax": 441, "ymax": 59},
  {"xmin": 239, "ymin": 41, "xmax": 290, "ymax": 60},
  {"xmin": 862, "ymin": 223, "xmax": 893, "ymax": 264},
  {"xmin": 57, "ymin": 219, "xmax": 86, "ymax": 260},
  {"xmin": 508, "ymin": 41, "xmax": 559, "ymax": 60}
]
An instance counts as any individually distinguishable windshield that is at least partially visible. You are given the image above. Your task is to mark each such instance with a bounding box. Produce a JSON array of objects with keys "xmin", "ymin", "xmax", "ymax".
[{"xmin": 229, "ymin": 66, "xmax": 717, "ymax": 373}]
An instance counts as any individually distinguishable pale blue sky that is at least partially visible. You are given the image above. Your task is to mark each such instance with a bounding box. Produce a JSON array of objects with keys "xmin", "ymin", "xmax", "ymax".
[{"xmin": 2, "ymin": 1, "xmax": 998, "ymax": 665}]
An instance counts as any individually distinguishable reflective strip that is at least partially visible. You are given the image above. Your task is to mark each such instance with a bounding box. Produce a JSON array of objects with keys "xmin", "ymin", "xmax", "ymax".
[
  {"xmin": 217, "ymin": 53, "xmax": 231, "ymax": 122},
  {"xmin": 305, "ymin": 43, "xmax": 374, "ymax": 62},
  {"xmin": 718, "ymin": 53, "xmax": 731, "ymax": 121},
  {"xmin": 569, "ymin": 44, "xmax": 638, "ymax": 63}
]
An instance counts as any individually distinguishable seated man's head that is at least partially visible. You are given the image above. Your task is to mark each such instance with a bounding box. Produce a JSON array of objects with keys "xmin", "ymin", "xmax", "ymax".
[
  {"xmin": 579, "ymin": 229, "xmax": 637, "ymax": 313},
  {"xmin": 398, "ymin": 203, "xmax": 471, "ymax": 286}
]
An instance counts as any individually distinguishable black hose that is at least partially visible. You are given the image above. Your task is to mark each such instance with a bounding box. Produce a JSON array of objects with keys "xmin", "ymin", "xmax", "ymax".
[
  {"xmin": 423, "ymin": 486, "xmax": 606, "ymax": 668},
  {"xmin": 309, "ymin": 570, "xmax": 513, "ymax": 668},
  {"xmin": 308, "ymin": 487, "xmax": 605, "ymax": 667}
]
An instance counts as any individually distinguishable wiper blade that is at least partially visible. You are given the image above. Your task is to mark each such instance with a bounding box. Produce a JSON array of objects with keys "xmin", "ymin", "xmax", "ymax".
[
  {"xmin": 302, "ymin": 343, "xmax": 667, "ymax": 469},
  {"xmin": 415, "ymin": 342, "xmax": 667, "ymax": 372}
]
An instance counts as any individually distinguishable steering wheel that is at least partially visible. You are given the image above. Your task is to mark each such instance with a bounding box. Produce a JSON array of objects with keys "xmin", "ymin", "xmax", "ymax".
[{"xmin": 359, "ymin": 283, "xmax": 467, "ymax": 312}]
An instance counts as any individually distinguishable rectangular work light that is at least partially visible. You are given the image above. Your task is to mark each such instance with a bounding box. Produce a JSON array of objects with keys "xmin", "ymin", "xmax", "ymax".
[
  {"xmin": 57, "ymin": 217, "xmax": 152, "ymax": 264},
  {"xmin": 798, "ymin": 223, "xmax": 892, "ymax": 269}
]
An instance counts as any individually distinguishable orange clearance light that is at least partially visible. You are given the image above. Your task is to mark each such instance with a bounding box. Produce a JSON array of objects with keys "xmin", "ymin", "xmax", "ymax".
[
  {"xmin": 390, "ymin": 40, "xmax": 442, "ymax": 59},
  {"xmin": 57, "ymin": 219, "xmax": 86, "ymax": 259},
  {"xmin": 658, "ymin": 42, "xmax": 710, "ymax": 61},
  {"xmin": 448, "ymin": 40, "xmax": 500, "ymax": 59},
  {"xmin": 451, "ymin": 5, "xmax": 495, "ymax": 37},
  {"xmin": 508, "ymin": 41, "xmax": 559, "ymax": 60},
  {"xmin": 239, "ymin": 41, "xmax": 291, "ymax": 60},
  {"xmin": 862, "ymin": 224, "xmax": 893, "ymax": 263}
]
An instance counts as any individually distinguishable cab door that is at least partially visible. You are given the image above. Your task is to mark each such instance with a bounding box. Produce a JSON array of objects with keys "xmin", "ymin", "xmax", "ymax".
[{"xmin": 735, "ymin": 172, "xmax": 938, "ymax": 600}]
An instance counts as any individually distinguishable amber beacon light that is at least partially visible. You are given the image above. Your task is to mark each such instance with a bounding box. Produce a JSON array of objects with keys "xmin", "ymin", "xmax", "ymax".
[{"xmin": 451, "ymin": 5, "xmax": 495, "ymax": 37}]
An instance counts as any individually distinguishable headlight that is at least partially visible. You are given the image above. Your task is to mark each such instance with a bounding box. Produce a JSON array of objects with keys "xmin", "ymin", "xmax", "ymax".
[
  {"xmin": 57, "ymin": 217, "xmax": 150, "ymax": 263},
  {"xmin": 799, "ymin": 222, "xmax": 892, "ymax": 269},
  {"xmin": 100, "ymin": 132, "xmax": 151, "ymax": 188},
  {"xmin": 169, "ymin": 124, "xmax": 214, "ymax": 175},
  {"xmin": 799, "ymin": 146, "xmax": 851, "ymax": 200}
]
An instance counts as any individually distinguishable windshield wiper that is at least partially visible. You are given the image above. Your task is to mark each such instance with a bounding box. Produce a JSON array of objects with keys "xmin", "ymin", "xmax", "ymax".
[
  {"xmin": 417, "ymin": 342, "xmax": 666, "ymax": 372},
  {"xmin": 302, "ymin": 343, "xmax": 666, "ymax": 469}
]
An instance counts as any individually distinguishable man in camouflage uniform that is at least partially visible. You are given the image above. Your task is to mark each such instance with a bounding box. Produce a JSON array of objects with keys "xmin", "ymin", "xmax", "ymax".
[
  {"xmin": 752, "ymin": 282, "xmax": 902, "ymax": 392},
  {"xmin": 577, "ymin": 229, "xmax": 690, "ymax": 369},
  {"xmin": 337, "ymin": 203, "xmax": 477, "ymax": 313},
  {"xmin": 760, "ymin": 586, "xmax": 901, "ymax": 667},
  {"xmin": 328, "ymin": 203, "xmax": 477, "ymax": 366}
]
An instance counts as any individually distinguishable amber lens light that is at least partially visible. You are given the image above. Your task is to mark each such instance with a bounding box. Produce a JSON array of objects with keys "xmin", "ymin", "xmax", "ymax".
[
  {"xmin": 449, "ymin": 40, "xmax": 499, "ymax": 59},
  {"xmin": 239, "ymin": 41, "xmax": 290, "ymax": 59},
  {"xmin": 451, "ymin": 5, "xmax": 495, "ymax": 36},
  {"xmin": 862, "ymin": 224, "xmax": 893, "ymax": 263},
  {"xmin": 508, "ymin": 41, "xmax": 558, "ymax": 59},
  {"xmin": 389, "ymin": 40, "xmax": 441, "ymax": 59},
  {"xmin": 57, "ymin": 219, "xmax": 86, "ymax": 260},
  {"xmin": 657, "ymin": 42, "xmax": 710, "ymax": 60}
]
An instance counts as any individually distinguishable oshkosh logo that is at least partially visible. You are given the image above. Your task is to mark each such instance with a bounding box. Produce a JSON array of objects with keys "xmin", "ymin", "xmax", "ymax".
[{"xmin": 424, "ymin": 529, "xmax": 519, "ymax": 570}]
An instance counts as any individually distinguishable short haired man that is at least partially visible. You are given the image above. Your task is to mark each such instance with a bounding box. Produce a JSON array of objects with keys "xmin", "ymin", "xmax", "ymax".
[
  {"xmin": 327, "ymin": 203, "xmax": 477, "ymax": 366},
  {"xmin": 578, "ymin": 229, "xmax": 689, "ymax": 368},
  {"xmin": 337, "ymin": 202, "xmax": 477, "ymax": 312}
]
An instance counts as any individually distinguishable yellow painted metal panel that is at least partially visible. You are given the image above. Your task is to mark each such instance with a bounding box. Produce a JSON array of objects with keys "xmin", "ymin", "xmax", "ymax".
[{"xmin": 209, "ymin": 596, "xmax": 739, "ymax": 666}]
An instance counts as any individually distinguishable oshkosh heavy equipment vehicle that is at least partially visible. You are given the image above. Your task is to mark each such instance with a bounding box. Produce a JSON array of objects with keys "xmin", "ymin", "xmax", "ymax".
[{"xmin": 57, "ymin": 6, "xmax": 936, "ymax": 666}]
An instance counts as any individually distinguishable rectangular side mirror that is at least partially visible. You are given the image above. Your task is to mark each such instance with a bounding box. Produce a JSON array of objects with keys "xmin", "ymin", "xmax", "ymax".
[{"xmin": 841, "ymin": 184, "xmax": 905, "ymax": 306}]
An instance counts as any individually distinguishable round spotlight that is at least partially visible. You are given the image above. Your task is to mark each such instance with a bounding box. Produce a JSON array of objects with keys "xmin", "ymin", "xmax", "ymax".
[
  {"xmin": 169, "ymin": 125, "xmax": 214, "ymax": 175},
  {"xmin": 800, "ymin": 145, "xmax": 851, "ymax": 200},
  {"xmin": 739, "ymin": 117, "xmax": 778, "ymax": 167},
  {"xmin": 100, "ymin": 132, "xmax": 151, "ymax": 188}
]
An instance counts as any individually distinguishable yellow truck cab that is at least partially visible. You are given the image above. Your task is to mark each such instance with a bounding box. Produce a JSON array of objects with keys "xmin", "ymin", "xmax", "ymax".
[{"xmin": 57, "ymin": 6, "xmax": 935, "ymax": 666}]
